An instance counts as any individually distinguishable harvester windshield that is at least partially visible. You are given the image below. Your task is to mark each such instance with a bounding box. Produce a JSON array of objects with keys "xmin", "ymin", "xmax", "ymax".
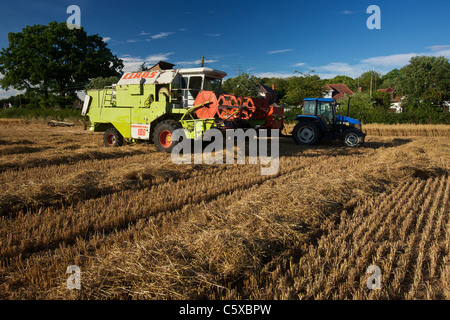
[{"xmin": 204, "ymin": 77, "xmax": 221, "ymax": 94}]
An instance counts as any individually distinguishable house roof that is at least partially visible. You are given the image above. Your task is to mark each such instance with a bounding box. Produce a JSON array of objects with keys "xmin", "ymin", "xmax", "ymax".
[
  {"xmin": 259, "ymin": 82, "xmax": 276, "ymax": 93},
  {"xmin": 149, "ymin": 61, "xmax": 175, "ymax": 71},
  {"xmin": 322, "ymin": 83, "xmax": 354, "ymax": 101},
  {"xmin": 377, "ymin": 86, "xmax": 395, "ymax": 93}
]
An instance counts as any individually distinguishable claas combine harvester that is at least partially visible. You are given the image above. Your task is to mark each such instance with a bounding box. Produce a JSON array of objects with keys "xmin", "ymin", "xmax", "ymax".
[{"xmin": 82, "ymin": 64, "xmax": 284, "ymax": 152}]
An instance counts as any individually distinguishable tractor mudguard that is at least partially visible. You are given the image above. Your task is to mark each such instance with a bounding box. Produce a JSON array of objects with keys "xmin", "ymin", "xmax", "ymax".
[{"xmin": 294, "ymin": 115, "xmax": 326, "ymax": 131}]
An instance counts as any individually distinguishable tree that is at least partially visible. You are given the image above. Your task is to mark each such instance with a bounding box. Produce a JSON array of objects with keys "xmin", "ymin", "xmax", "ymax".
[
  {"xmin": 379, "ymin": 68, "xmax": 400, "ymax": 89},
  {"xmin": 261, "ymin": 77, "xmax": 288, "ymax": 102},
  {"xmin": 281, "ymin": 72, "xmax": 323, "ymax": 106},
  {"xmin": 324, "ymin": 75, "xmax": 357, "ymax": 92},
  {"xmin": 396, "ymin": 56, "xmax": 450, "ymax": 111},
  {"xmin": 0, "ymin": 21, "xmax": 123, "ymax": 103},
  {"xmin": 337, "ymin": 92, "xmax": 376, "ymax": 122},
  {"xmin": 356, "ymin": 70, "xmax": 382, "ymax": 94},
  {"xmin": 222, "ymin": 73, "xmax": 261, "ymax": 98},
  {"xmin": 86, "ymin": 76, "xmax": 121, "ymax": 90},
  {"xmin": 138, "ymin": 63, "xmax": 149, "ymax": 71}
]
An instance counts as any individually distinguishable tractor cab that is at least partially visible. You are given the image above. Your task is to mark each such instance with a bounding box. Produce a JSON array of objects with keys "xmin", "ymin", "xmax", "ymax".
[
  {"xmin": 302, "ymin": 98, "xmax": 336, "ymax": 129},
  {"xmin": 292, "ymin": 98, "xmax": 365, "ymax": 147},
  {"xmin": 177, "ymin": 68, "xmax": 227, "ymax": 109}
]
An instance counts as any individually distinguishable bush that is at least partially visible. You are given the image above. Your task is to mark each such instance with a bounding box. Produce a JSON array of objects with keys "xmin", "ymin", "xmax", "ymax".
[{"xmin": 0, "ymin": 107, "xmax": 83, "ymax": 121}]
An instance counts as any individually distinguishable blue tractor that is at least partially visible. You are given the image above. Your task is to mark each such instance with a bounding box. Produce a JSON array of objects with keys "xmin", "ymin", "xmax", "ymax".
[{"xmin": 292, "ymin": 98, "xmax": 365, "ymax": 147}]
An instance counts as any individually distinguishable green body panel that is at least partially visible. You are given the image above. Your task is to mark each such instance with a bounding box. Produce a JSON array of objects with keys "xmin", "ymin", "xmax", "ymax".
[
  {"xmin": 86, "ymin": 83, "xmax": 209, "ymax": 139},
  {"xmin": 180, "ymin": 119, "xmax": 215, "ymax": 139}
]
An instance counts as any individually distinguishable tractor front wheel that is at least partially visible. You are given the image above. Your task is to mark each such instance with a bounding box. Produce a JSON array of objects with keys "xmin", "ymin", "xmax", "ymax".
[
  {"xmin": 292, "ymin": 121, "xmax": 322, "ymax": 145},
  {"xmin": 153, "ymin": 120, "xmax": 184, "ymax": 153},
  {"xmin": 103, "ymin": 128, "xmax": 124, "ymax": 147},
  {"xmin": 341, "ymin": 129, "xmax": 364, "ymax": 147}
]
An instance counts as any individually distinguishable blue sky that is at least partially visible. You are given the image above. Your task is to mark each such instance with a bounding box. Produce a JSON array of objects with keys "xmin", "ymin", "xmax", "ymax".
[{"xmin": 1, "ymin": 0, "xmax": 450, "ymax": 98}]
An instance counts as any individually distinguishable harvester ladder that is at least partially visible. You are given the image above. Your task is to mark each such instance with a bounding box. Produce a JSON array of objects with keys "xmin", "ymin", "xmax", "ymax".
[
  {"xmin": 99, "ymin": 86, "xmax": 114, "ymax": 116},
  {"xmin": 102, "ymin": 86, "xmax": 114, "ymax": 106}
]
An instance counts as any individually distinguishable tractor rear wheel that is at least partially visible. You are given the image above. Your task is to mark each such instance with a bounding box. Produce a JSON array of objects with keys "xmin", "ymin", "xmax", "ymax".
[
  {"xmin": 341, "ymin": 128, "xmax": 364, "ymax": 147},
  {"xmin": 153, "ymin": 120, "xmax": 184, "ymax": 153},
  {"xmin": 292, "ymin": 121, "xmax": 322, "ymax": 145},
  {"xmin": 103, "ymin": 128, "xmax": 124, "ymax": 147}
]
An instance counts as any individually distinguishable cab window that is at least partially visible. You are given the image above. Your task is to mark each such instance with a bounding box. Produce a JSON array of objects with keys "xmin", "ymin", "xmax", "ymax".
[
  {"xmin": 303, "ymin": 101, "xmax": 316, "ymax": 115},
  {"xmin": 189, "ymin": 76, "xmax": 203, "ymax": 90}
]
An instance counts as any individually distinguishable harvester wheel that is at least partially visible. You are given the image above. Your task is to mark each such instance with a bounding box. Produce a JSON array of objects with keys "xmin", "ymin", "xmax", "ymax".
[
  {"xmin": 292, "ymin": 121, "xmax": 322, "ymax": 145},
  {"xmin": 103, "ymin": 128, "xmax": 124, "ymax": 147},
  {"xmin": 153, "ymin": 120, "xmax": 184, "ymax": 153},
  {"xmin": 341, "ymin": 129, "xmax": 364, "ymax": 147}
]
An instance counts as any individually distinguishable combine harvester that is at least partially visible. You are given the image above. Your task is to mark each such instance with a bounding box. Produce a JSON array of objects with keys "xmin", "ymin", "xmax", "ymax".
[{"xmin": 82, "ymin": 64, "xmax": 284, "ymax": 152}]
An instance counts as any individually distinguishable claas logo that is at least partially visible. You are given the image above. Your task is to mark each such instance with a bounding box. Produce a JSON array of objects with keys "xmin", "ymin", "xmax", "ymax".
[{"xmin": 122, "ymin": 71, "xmax": 158, "ymax": 80}]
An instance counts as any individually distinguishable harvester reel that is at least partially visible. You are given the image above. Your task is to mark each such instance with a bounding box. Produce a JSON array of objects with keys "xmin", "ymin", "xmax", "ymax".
[
  {"xmin": 217, "ymin": 94, "xmax": 240, "ymax": 119},
  {"xmin": 194, "ymin": 91, "xmax": 219, "ymax": 119}
]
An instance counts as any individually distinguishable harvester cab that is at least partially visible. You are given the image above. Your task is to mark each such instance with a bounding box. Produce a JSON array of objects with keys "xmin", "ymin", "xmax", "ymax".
[
  {"xmin": 292, "ymin": 98, "xmax": 365, "ymax": 147},
  {"xmin": 82, "ymin": 64, "xmax": 284, "ymax": 153},
  {"xmin": 177, "ymin": 68, "xmax": 225, "ymax": 109}
]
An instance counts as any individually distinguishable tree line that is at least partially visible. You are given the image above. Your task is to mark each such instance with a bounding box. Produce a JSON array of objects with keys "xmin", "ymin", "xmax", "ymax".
[{"xmin": 223, "ymin": 56, "xmax": 449, "ymax": 124}]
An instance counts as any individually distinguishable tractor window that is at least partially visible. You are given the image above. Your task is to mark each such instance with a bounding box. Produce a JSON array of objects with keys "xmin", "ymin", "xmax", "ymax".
[
  {"xmin": 203, "ymin": 77, "xmax": 221, "ymax": 94},
  {"xmin": 317, "ymin": 102, "xmax": 334, "ymax": 126},
  {"xmin": 303, "ymin": 101, "xmax": 315, "ymax": 115}
]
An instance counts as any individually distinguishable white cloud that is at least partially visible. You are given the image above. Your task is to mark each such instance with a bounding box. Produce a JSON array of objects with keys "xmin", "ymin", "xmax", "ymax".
[
  {"xmin": 427, "ymin": 45, "xmax": 450, "ymax": 51},
  {"xmin": 151, "ymin": 32, "xmax": 173, "ymax": 40},
  {"xmin": 253, "ymin": 72, "xmax": 296, "ymax": 78},
  {"xmin": 424, "ymin": 45, "xmax": 450, "ymax": 58},
  {"xmin": 146, "ymin": 52, "xmax": 175, "ymax": 63},
  {"xmin": 139, "ymin": 31, "xmax": 151, "ymax": 36},
  {"xmin": 0, "ymin": 87, "xmax": 25, "ymax": 99},
  {"xmin": 316, "ymin": 62, "xmax": 364, "ymax": 75},
  {"xmin": 179, "ymin": 28, "xmax": 187, "ymax": 31},
  {"xmin": 120, "ymin": 52, "xmax": 175, "ymax": 72},
  {"xmin": 267, "ymin": 49, "xmax": 293, "ymax": 54},
  {"xmin": 361, "ymin": 53, "xmax": 418, "ymax": 67},
  {"xmin": 311, "ymin": 45, "xmax": 450, "ymax": 78},
  {"xmin": 293, "ymin": 62, "xmax": 305, "ymax": 67},
  {"xmin": 340, "ymin": 10, "xmax": 355, "ymax": 15},
  {"xmin": 102, "ymin": 37, "xmax": 111, "ymax": 42},
  {"xmin": 206, "ymin": 33, "xmax": 220, "ymax": 37}
]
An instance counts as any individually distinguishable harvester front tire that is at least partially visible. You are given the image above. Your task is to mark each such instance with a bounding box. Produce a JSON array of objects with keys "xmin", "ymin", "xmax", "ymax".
[
  {"xmin": 292, "ymin": 121, "xmax": 322, "ymax": 145},
  {"xmin": 103, "ymin": 128, "xmax": 124, "ymax": 147},
  {"xmin": 153, "ymin": 120, "xmax": 183, "ymax": 153},
  {"xmin": 341, "ymin": 129, "xmax": 364, "ymax": 147}
]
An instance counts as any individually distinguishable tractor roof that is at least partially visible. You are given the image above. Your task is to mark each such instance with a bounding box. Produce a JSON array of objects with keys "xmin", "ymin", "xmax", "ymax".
[{"xmin": 304, "ymin": 98, "xmax": 335, "ymax": 102}]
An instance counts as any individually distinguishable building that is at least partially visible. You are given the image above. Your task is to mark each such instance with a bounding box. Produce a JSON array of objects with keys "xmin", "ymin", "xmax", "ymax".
[
  {"xmin": 322, "ymin": 84, "xmax": 354, "ymax": 101},
  {"xmin": 258, "ymin": 82, "xmax": 278, "ymax": 105},
  {"xmin": 377, "ymin": 86, "xmax": 403, "ymax": 113},
  {"xmin": 148, "ymin": 61, "xmax": 175, "ymax": 71},
  {"xmin": 377, "ymin": 86, "xmax": 396, "ymax": 100}
]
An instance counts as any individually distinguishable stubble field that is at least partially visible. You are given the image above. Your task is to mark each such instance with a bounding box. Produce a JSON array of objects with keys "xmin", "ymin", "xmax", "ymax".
[{"xmin": 0, "ymin": 119, "xmax": 448, "ymax": 299}]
